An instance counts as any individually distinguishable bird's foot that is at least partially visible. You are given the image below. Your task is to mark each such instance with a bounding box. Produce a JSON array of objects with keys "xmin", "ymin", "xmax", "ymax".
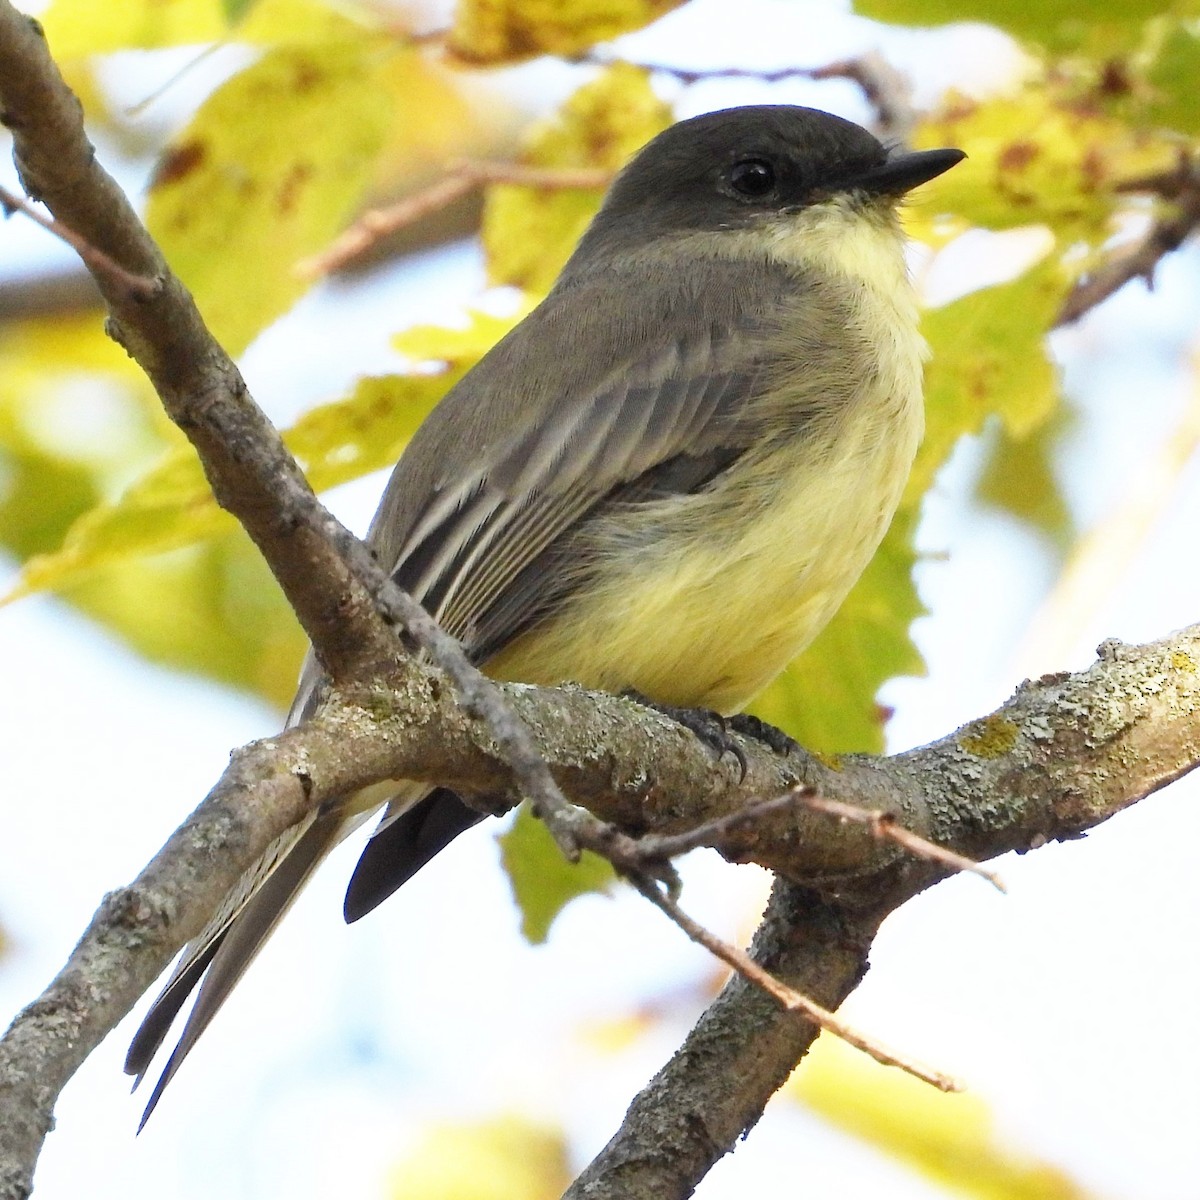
[
  {"xmin": 624, "ymin": 692, "xmax": 748, "ymax": 779},
  {"xmin": 725, "ymin": 713, "xmax": 802, "ymax": 759}
]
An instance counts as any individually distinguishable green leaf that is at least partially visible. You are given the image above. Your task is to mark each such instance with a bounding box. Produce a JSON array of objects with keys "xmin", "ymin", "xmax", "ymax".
[
  {"xmin": 145, "ymin": 25, "xmax": 396, "ymax": 356},
  {"xmin": 68, "ymin": 529, "xmax": 307, "ymax": 707},
  {"xmin": 0, "ymin": 450, "xmax": 100, "ymax": 561},
  {"xmin": 223, "ymin": 0, "xmax": 259, "ymax": 21},
  {"xmin": 6, "ymin": 300, "xmax": 526, "ymax": 607},
  {"xmin": 0, "ymin": 314, "xmax": 171, "ymax": 564},
  {"xmin": 7, "ymin": 368, "xmax": 463, "ymax": 602},
  {"xmin": 1143, "ymin": 24, "xmax": 1200, "ymax": 135},
  {"xmin": 498, "ymin": 805, "xmax": 614, "ymax": 944},
  {"xmin": 482, "ymin": 64, "xmax": 672, "ymax": 292},
  {"xmin": 976, "ymin": 413, "xmax": 1075, "ymax": 546}
]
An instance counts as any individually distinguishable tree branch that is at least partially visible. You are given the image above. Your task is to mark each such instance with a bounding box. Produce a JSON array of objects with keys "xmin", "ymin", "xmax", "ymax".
[
  {"xmin": 297, "ymin": 160, "xmax": 612, "ymax": 278},
  {"xmin": 572, "ymin": 50, "xmax": 916, "ymax": 143},
  {"xmin": 1055, "ymin": 153, "xmax": 1200, "ymax": 327}
]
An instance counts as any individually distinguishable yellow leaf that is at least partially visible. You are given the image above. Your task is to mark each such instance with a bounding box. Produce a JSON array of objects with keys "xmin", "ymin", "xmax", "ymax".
[
  {"xmin": 914, "ymin": 259, "xmax": 1066, "ymax": 504},
  {"xmin": 237, "ymin": 0, "xmax": 388, "ymax": 45},
  {"xmin": 482, "ymin": 63, "xmax": 672, "ymax": 291},
  {"xmin": 789, "ymin": 1038, "xmax": 1098, "ymax": 1200},
  {"xmin": 69, "ymin": 532, "xmax": 307, "ymax": 707},
  {"xmin": 393, "ymin": 305, "xmax": 529, "ymax": 363},
  {"xmin": 39, "ymin": 0, "xmax": 226, "ymax": 56},
  {"xmin": 5, "ymin": 301, "xmax": 526, "ymax": 605},
  {"xmin": 448, "ymin": 0, "xmax": 687, "ymax": 64},
  {"xmin": 371, "ymin": 54, "xmax": 482, "ymax": 190},
  {"xmin": 145, "ymin": 23, "xmax": 396, "ymax": 356},
  {"xmin": 10, "ymin": 452, "xmax": 224, "ymax": 601},
  {"xmin": 6, "ymin": 367, "xmax": 463, "ymax": 601},
  {"xmin": 913, "ymin": 85, "xmax": 1177, "ymax": 241},
  {"xmin": 388, "ymin": 1116, "xmax": 570, "ymax": 1200}
]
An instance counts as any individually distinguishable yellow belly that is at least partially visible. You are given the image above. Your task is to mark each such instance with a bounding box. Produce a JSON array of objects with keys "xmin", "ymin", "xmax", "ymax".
[{"xmin": 488, "ymin": 391, "xmax": 922, "ymax": 714}]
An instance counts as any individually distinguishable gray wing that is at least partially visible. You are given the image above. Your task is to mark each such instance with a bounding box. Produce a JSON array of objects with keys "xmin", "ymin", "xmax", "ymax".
[{"xmin": 369, "ymin": 256, "xmax": 801, "ymax": 659}]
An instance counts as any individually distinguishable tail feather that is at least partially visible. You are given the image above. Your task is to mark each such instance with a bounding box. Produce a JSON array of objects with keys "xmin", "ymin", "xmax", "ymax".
[
  {"xmin": 125, "ymin": 935, "xmax": 224, "ymax": 1089},
  {"xmin": 125, "ymin": 816, "xmax": 318, "ymax": 1083},
  {"xmin": 129, "ymin": 809, "xmax": 357, "ymax": 1129},
  {"xmin": 126, "ymin": 778, "xmax": 456, "ymax": 1124},
  {"xmin": 344, "ymin": 789, "xmax": 485, "ymax": 923}
]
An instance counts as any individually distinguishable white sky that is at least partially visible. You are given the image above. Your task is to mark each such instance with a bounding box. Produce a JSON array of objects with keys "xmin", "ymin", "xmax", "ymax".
[{"xmin": 2, "ymin": 2, "xmax": 1199, "ymax": 1198}]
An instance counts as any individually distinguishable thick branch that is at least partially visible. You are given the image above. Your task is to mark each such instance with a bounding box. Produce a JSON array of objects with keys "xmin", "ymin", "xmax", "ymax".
[{"xmin": 566, "ymin": 881, "xmax": 878, "ymax": 1200}]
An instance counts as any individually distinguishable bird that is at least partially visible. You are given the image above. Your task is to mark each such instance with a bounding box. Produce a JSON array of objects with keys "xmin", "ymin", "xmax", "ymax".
[{"xmin": 125, "ymin": 103, "xmax": 963, "ymax": 1123}]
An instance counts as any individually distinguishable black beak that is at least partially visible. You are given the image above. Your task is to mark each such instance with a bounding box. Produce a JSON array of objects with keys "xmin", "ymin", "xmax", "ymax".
[{"xmin": 848, "ymin": 147, "xmax": 965, "ymax": 196}]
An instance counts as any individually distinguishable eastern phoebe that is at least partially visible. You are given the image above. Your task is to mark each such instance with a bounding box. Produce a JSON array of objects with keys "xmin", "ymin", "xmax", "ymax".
[{"xmin": 126, "ymin": 105, "xmax": 963, "ymax": 1119}]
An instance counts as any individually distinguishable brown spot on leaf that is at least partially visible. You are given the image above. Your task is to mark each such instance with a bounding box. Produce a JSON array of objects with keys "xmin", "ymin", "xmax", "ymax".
[
  {"xmin": 277, "ymin": 162, "xmax": 313, "ymax": 214},
  {"xmin": 1080, "ymin": 146, "xmax": 1106, "ymax": 191},
  {"xmin": 151, "ymin": 140, "xmax": 206, "ymax": 189},
  {"xmin": 291, "ymin": 60, "xmax": 323, "ymax": 93},
  {"xmin": 1098, "ymin": 59, "xmax": 1132, "ymax": 97},
  {"xmin": 999, "ymin": 140, "xmax": 1039, "ymax": 173}
]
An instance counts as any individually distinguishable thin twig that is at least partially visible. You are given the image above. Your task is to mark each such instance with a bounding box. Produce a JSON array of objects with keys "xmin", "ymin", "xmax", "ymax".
[
  {"xmin": 801, "ymin": 792, "xmax": 1007, "ymax": 893},
  {"xmin": 811, "ymin": 53, "xmax": 916, "ymax": 145},
  {"xmin": 1056, "ymin": 153, "xmax": 1200, "ymax": 327},
  {"xmin": 0, "ymin": 183, "xmax": 158, "ymax": 300},
  {"xmin": 297, "ymin": 160, "xmax": 612, "ymax": 278},
  {"xmin": 633, "ymin": 789, "xmax": 815, "ymax": 861},
  {"xmin": 572, "ymin": 50, "xmax": 916, "ymax": 143},
  {"xmin": 630, "ymin": 873, "xmax": 963, "ymax": 1093},
  {"xmin": 0, "ymin": 266, "xmax": 98, "ymax": 320}
]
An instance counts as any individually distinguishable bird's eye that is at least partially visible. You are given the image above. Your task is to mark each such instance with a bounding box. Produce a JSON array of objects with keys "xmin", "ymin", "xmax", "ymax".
[{"xmin": 729, "ymin": 158, "xmax": 777, "ymax": 198}]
